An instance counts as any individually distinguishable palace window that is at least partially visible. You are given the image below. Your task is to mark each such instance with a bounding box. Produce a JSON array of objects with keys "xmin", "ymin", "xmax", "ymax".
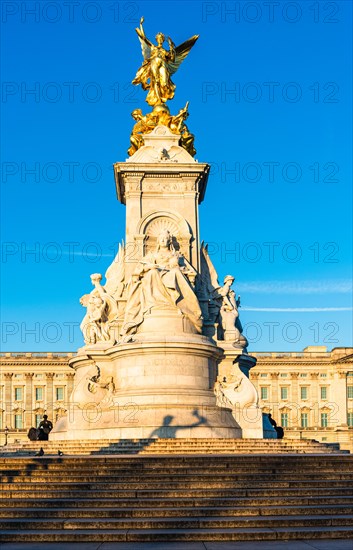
[
  {"xmin": 260, "ymin": 387, "xmax": 268, "ymax": 400},
  {"xmin": 347, "ymin": 386, "xmax": 353, "ymax": 399},
  {"xmin": 320, "ymin": 387, "xmax": 327, "ymax": 400},
  {"xmin": 35, "ymin": 414, "xmax": 42, "ymax": 427},
  {"xmin": 281, "ymin": 413, "xmax": 289, "ymax": 427},
  {"xmin": 301, "ymin": 413, "xmax": 308, "ymax": 428},
  {"xmin": 347, "ymin": 412, "xmax": 353, "ymax": 428},
  {"xmin": 56, "ymin": 387, "xmax": 64, "ymax": 401},
  {"xmin": 300, "ymin": 387, "xmax": 308, "ymax": 400},
  {"xmin": 280, "ymin": 387, "xmax": 288, "ymax": 400},
  {"xmin": 14, "ymin": 387, "xmax": 23, "ymax": 401},
  {"xmin": 35, "ymin": 387, "xmax": 43, "ymax": 401},
  {"xmin": 14, "ymin": 413, "xmax": 23, "ymax": 429},
  {"xmin": 321, "ymin": 413, "xmax": 328, "ymax": 428}
]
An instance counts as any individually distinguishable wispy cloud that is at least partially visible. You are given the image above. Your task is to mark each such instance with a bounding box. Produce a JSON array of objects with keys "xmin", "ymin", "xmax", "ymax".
[
  {"xmin": 242, "ymin": 307, "xmax": 353, "ymax": 312},
  {"xmin": 237, "ymin": 280, "xmax": 352, "ymax": 295}
]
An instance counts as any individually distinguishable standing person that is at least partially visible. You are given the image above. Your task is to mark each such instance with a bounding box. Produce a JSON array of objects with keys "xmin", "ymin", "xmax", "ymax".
[{"xmin": 37, "ymin": 415, "xmax": 53, "ymax": 441}]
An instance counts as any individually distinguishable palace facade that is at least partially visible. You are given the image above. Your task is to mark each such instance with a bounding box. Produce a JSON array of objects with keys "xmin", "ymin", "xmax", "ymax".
[{"xmin": 1, "ymin": 346, "xmax": 352, "ymax": 451}]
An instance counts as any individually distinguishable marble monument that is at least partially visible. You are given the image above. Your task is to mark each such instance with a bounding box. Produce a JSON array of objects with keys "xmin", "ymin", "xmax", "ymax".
[{"xmin": 51, "ymin": 19, "xmax": 262, "ymax": 440}]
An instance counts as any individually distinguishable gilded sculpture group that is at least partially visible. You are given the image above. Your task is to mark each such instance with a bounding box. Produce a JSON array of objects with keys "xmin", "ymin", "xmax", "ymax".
[
  {"xmin": 79, "ymin": 19, "xmax": 248, "ymax": 350},
  {"xmin": 128, "ymin": 103, "xmax": 196, "ymax": 157},
  {"xmin": 128, "ymin": 17, "xmax": 198, "ymax": 157}
]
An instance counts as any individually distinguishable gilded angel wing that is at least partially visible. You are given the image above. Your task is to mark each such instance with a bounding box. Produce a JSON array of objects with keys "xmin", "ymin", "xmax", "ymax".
[
  {"xmin": 104, "ymin": 241, "xmax": 125, "ymax": 300},
  {"xmin": 168, "ymin": 35, "xmax": 199, "ymax": 76},
  {"xmin": 135, "ymin": 20, "xmax": 153, "ymax": 61},
  {"xmin": 200, "ymin": 241, "xmax": 220, "ymax": 295}
]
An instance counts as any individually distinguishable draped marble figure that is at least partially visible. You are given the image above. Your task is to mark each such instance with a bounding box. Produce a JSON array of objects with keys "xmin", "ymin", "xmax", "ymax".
[{"xmin": 121, "ymin": 230, "xmax": 202, "ymax": 337}]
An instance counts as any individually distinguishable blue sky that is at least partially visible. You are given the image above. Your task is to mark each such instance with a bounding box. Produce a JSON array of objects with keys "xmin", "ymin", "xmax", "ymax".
[{"xmin": 1, "ymin": 0, "xmax": 352, "ymax": 352}]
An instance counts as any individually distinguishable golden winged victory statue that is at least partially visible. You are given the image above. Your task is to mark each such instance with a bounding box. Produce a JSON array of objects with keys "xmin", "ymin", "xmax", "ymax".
[
  {"xmin": 132, "ymin": 17, "xmax": 199, "ymax": 107},
  {"xmin": 128, "ymin": 18, "xmax": 199, "ymax": 157}
]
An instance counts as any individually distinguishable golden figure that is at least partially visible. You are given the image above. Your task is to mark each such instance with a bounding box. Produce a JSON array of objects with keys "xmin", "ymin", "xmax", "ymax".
[
  {"xmin": 170, "ymin": 102, "xmax": 196, "ymax": 157},
  {"xmin": 128, "ymin": 108, "xmax": 158, "ymax": 156},
  {"xmin": 128, "ymin": 103, "xmax": 196, "ymax": 157},
  {"xmin": 132, "ymin": 17, "xmax": 199, "ymax": 106}
]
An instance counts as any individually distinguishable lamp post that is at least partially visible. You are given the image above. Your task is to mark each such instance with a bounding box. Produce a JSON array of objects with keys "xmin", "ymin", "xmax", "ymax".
[{"xmin": 4, "ymin": 426, "xmax": 9, "ymax": 446}]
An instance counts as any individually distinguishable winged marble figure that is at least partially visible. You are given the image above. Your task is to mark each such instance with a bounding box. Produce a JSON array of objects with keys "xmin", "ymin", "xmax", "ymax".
[{"xmin": 132, "ymin": 17, "xmax": 199, "ymax": 106}]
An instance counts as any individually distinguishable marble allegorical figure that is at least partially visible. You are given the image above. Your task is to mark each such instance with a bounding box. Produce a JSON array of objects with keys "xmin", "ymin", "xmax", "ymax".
[
  {"xmin": 80, "ymin": 274, "xmax": 116, "ymax": 345},
  {"xmin": 199, "ymin": 244, "xmax": 248, "ymax": 348},
  {"xmin": 79, "ymin": 244, "xmax": 126, "ymax": 345},
  {"xmin": 216, "ymin": 275, "xmax": 248, "ymax": 347},
  {"xmin": 121, "ymin": 230, "xmax": 202, "ymax": 337}
]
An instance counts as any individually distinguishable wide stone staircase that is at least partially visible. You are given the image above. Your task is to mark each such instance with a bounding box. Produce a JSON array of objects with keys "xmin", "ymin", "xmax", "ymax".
[
  {"xmin": 0, "ymin": 439, "xmax": 352, "ymax": 542},
  {"xmin": 0, "ymin": 437, "xmax": 348, "ymax": 456}
]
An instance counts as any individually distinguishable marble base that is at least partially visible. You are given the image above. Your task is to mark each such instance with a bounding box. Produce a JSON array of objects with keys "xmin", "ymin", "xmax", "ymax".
[{"xmin": 51, "ymin": 329, "xmax": 242, "ymax": 441}]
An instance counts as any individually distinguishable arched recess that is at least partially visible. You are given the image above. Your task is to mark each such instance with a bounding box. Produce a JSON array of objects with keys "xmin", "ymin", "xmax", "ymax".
[{"xmin": 134, "ymin": 210, "xmax": 193, "ymax": 260}]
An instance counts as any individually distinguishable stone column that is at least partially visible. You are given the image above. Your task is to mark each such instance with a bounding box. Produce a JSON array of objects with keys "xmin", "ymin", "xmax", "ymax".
[
  {"xmin": 24, "ymin": 373, "xmax": 34, "ymax": 429},
  {"xmin": 4, "ymin": 373, "xmax": 13, "ymax": 428},
  {"xmin": 45, "ymin": 373, "xmax": 54, "ymax": 422},
  {"xmin": 290, "ymin": 372, "xmax": 299, "ymax": 428},
  {"xmin": 310, "ymin": 372, "xmax": 319, "ymax": 426},
  {"xmin": 270, "ymin": 372, "xmax": 279, "ymax": 417},
  {"xmin": 65, "ymin": 372, "xmax": 75, "ymax": 402}
]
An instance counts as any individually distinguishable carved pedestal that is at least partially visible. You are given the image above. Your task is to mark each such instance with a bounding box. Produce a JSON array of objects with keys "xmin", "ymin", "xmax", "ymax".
[
  {"xmin": 51, "ymin": 126, "xmax": 258, "ymax": 441},
  {"xmin": 51, "ymin": 317, "xmax": 241, "ymax": 440}
]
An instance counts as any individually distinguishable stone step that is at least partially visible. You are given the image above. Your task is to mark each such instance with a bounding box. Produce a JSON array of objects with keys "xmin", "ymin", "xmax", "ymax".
[
  {"xmin": 1, "ymin": 513, "xmax": 353, "ymax": 530},
  {"xmin": 3, "ymin": 472, "xmax": 353, "ymax": 483},
  {"xmin": 2, "ymin": 479, "xmax": 352, "ymax": 491},
  {"xmin": 3, "ymin": 489, "xmax": 353, "ymax": 502},
  {"xmin": 1, "ymin": 437, "xmax": 348, "ymax": 456},
  {"xmin": 1, "ymin": 458, "xmax": 352, "ymax": 469},
  {"xmin": 2, "ymin": 495, "xmax": 353, "ymax": 508},
  {"xmin": 1, "ymin": 504, "xmax": 353, "ymax": 519},
  {"xmin": 2, "ymin": 526, "xmax": 353, "ymax": 542},
  {"xmin": 8, "ymin": 438, "xmax": 336, "ymax": 447}
]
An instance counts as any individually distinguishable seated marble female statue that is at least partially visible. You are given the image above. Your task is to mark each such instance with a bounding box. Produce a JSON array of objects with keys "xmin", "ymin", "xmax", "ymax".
[{"xmin": 121, "ymin": 230, "xmax": 202, "ymax": 337}]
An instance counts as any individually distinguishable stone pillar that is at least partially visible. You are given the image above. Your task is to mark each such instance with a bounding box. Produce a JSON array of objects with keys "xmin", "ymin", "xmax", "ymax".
[
  {"xmin": 4, "ymin": 373, "xmax": 13, "ymax": 428},
  {"xmin": 45, "ymin": 373, "xmax": 54, "ymax": 422},
  {"xmin": 336, "ymin": 371, "xmax": 348, "ymax": 425},
  {"xmin": 24, "ymin": 373, "xmax": 34, "ymax": 429},
  {"xmin": 290, "ymin": 372, "xmax": 299, "ymax": 428},
  {"xmin": 270, "ymin": 372, "xmax": 279, "ymax": 416},
  {"xmin": 65, "ymin": 372, "xmax": 75, "ymax": 402}
]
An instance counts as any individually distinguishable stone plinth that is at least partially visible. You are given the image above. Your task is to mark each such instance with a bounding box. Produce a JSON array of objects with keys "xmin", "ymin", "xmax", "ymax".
[
  {"xmin": 113, "ymin": 160, "xmax": 209, "ymax": 280},
  {"xmin": 51, "ymin": 319, "xmax": 242, "ymax": 440}
]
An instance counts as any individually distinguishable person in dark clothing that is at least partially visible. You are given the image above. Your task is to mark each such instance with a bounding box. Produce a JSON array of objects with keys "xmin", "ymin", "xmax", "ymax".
[
  {"xmin": 27, "ymin": 427, "xmax": 38, "ymax": 441},
  {"xmin": 37, "ymin": 415, "xmax": 53, "ymax": 441}
]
